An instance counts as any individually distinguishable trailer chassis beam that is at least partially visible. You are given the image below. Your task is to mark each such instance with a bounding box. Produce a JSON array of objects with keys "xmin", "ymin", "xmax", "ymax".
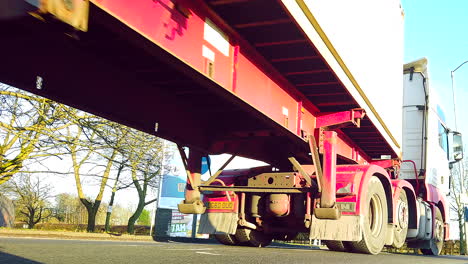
[{"xmin": 198, "ymin": 185, "xmax": 309, "ymax": 193}]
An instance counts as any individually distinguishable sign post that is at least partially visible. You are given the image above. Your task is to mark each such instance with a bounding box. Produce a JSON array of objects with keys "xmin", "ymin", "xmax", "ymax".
[{"xmin": 150, "ymin": 140, "xmax": 166, "ymax": 237}]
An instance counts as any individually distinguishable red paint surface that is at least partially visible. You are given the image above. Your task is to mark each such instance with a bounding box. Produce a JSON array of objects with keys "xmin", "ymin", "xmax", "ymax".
[
  {"xmin": 321, "ymin": 130, "xmax": 337, "ymax": 208},
  {"xmin": 296, "ymin": 101, "xmax": 303, "ymax": 136},
  {"xmin": 93, "ymin": 0, "xmax": 305, "ymax": 137},
  {"xmin": 333, "ymin": 165, "xmax": 392, "ymax": 217},
  {"xmin": 315, "ymin": 109, "xmax": 365, "ymax": 128},
  {"xmin": 94, "ymin": 0, "xmax": 233, "ymax": 89},
  {"xmin": 425, "ymin": 183, "xmax": 448, "ymax": 227},
  {"xmin": 231, "ymin": 45, "xmax": 240, "ymax": 93}
]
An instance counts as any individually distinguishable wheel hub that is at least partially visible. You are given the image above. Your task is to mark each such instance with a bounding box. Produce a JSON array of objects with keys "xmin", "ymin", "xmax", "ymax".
[
  {"xmin": 397, "ymin": 200, "xmax": 408, "ymax": 229},
  {"xmin": 369, "ymin": 193, "xmax": 383, "ymax": 236}
]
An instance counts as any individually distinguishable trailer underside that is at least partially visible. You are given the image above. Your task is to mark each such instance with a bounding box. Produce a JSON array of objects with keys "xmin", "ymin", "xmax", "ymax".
[{"xmin": 0, "ymin": 0, "xmax": 396, "ymax": 168}]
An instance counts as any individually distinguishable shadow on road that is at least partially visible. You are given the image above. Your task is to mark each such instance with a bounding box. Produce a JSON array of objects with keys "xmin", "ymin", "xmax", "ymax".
[
  {"xmin": 420, "ymin": 254, "xmax": 468, "ymax": 261},
  {"xmin": 0, "ymin": 251, "xmax": 42, "ymax": 264},
  {"xmin": 388, "ymin": 251, "xmax": 468, "ymax": 261},
  {"xmin": 153, "ymin": 236, "xmax": 218, "ymax": 244}
]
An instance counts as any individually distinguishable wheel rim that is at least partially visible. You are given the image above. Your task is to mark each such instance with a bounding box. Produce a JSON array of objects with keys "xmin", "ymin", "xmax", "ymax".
[
  {"xmin": 434, "ymin": 212, "xmax": 444, "ymax": 254},
  {"xmin": 392, "ymin": 191, "xmax": 409, "ymax": 249},
  {"xmin": 369, "ymin": 193, "xmax": 383, "ymax": 237}
]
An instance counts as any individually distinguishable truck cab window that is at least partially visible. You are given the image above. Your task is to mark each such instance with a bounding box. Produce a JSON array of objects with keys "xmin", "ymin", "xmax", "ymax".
[{"xmin": 438, "ymin": 122, "xmax": 449, "ymax": 154}]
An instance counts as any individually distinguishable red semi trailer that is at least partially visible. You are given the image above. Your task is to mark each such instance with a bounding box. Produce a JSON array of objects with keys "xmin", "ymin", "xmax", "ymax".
[{"xmin": 0, "ymin": 0, "xmax": 463, "ymax": 255}]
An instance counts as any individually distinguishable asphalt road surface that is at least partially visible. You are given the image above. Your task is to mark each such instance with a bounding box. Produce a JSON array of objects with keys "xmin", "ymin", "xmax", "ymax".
[{"xmin": 1, "ymin": 237, "xmax": 468, "ymax": 264}]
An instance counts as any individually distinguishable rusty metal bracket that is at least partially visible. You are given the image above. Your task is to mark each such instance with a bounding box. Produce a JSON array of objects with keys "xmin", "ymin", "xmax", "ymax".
[
  {"xmin": 238, "ymin": 193, "xmax": 258, "ymax": 230},
  {"xmin": 288, "ymin": 157, "xmax": 312, "ymax": 186}
]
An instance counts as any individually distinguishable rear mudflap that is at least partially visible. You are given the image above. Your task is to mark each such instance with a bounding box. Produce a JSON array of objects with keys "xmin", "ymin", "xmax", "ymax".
[
  {"xmin": 198, "ymin": 212, "xmax": 238, "ymax": 235},
  {"xmin": 198, "ymin": 191, "xmax": 239, "ymax": 235},
  {"xmin": 309, "ymin": 214, "xmax": 362, "ymax": 241}
]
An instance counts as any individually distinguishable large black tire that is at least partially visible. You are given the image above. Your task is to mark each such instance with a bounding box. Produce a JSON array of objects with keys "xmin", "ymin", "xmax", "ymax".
[
  {"xmin": 235, "ymin": 227, "xmax": 272, "ymax": 247},
  {"xmin": 392, "ymin": 190, "xmax": 409, "ymax": 248},
  {"xmin": 214, "ymin": 233, "xmax": 239, "ymax": 246},
  {"xmin": 421, "ymin": 207, "xmax": 444, "ymax": 256},
  {"xmin": 324, "ymin": 241, "xmax": 353, "ymax": 252},
  {"xmin": 349, "ymin": 176, "xmax": 388, "ymax": 254}
]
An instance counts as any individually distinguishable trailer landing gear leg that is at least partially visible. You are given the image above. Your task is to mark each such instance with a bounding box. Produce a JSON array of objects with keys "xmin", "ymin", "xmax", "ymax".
[
  {"xmin": 312, "ymin": 131, "xmax": 340, "ymax": 220},
  {"xmin": 177, "ymin": 147, "xmax": 206, "ymax": 214}
]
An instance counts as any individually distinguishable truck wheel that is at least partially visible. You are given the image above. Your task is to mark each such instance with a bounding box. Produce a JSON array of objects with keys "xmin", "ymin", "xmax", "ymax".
[
  {"xmin": 324, "ymin": 241, "xmax": 353, "ymax": 252},
  {"xmin": 235, "ymin": 227, "xmax": 272, "ymax": 247},
  {"xmin": 214, "ymin": 233, "xmax": 238, "ymax": 246},
  {"xmin": 392, "ymin": 190, "xmax": 409, "ymax": 248},
  {"xmin": 349, "ymin": 176, "xmax": 388, "ymax": 254},
  {"xmin": 421, "ymin": 207, "xmax": 444, "ymax": 256}
]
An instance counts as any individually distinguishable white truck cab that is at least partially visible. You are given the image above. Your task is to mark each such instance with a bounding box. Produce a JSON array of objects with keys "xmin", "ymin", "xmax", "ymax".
[{"xmin": 401, "ymin": 58, "xmax": 463, "ymax": 251}]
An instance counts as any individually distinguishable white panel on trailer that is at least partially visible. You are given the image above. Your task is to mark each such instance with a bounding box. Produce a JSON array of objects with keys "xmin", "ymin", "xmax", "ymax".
[{"xmin": 281, "ymin": 0, "xmax": 404, "ymax": 157}]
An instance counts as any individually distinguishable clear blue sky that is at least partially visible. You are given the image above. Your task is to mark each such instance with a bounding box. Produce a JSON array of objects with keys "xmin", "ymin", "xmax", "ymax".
[{"xmin": 402, "ymin": 0, "xmax": 468, "ymax": 135}]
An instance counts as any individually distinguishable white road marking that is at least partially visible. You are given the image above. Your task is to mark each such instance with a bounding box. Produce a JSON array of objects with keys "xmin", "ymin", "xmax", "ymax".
[{"xmin": 196, "ymin": 251, "xmax": 221, "ymax": 256}]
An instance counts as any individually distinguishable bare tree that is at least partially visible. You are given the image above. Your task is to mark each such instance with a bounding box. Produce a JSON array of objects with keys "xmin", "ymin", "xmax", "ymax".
[
  {"xmin": 2, "ymin": 173, "xmax": 54, "ymax": 228},
  {"xmin": 78, "ymin": 121, "xmax": 171, "ymax": 234},
  {"xmin": 450, "ymin": 158, "xmax": 468, "ymax": 254},
  {"xmin": 0, "ymin": 84, "xmax": 70, "ymax": 185},
  {"xmin": 104, "ymin": 160, "xmax": 127, "ymax": 232},
  {"xmin": 55, "ymin": 116, "xmax": 132, "ymax": 232},
  {"xmin": 122, "ymin": 131, "xmax": 170, "ymax": 234},
  {"xmin": 0, "ymin": 85, "xmax": 174, "ymax": 235},
  {"xmin": 54, "ymin": 192, "xmax": 110, "ymax": 226}
]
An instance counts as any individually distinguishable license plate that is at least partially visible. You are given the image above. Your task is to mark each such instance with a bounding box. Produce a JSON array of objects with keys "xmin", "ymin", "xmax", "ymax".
[{"xmin": 206, "ymin": 201, "xmax": 235, "ymax": 210}]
